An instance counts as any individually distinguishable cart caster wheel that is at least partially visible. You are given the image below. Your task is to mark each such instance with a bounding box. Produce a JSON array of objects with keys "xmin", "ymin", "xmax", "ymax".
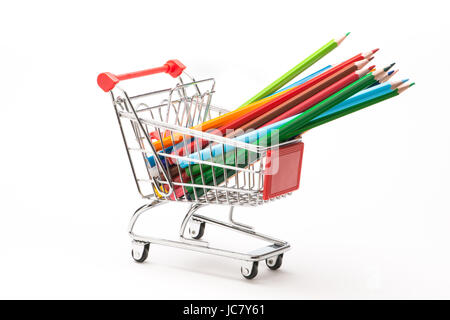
[
  {"xmin": 266, "ymin": 254, "xmax": 283, "ymax": 270},
  {"xmin": 241, "ymin": 261, "xmax": 258, "ymax": 280},
  {"xmin": 131, "ymin": 242, "xmax": 150, "ymax": 263},
  {"xmin": 188, "ymin": 220, "xmax": 205, "ymax": 240}
]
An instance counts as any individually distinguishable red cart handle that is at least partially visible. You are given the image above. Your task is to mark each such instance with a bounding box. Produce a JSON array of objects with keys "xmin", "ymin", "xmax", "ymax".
[{"xmin": 97, "ymin": 59, "xmax": 186, "ymax": 92}]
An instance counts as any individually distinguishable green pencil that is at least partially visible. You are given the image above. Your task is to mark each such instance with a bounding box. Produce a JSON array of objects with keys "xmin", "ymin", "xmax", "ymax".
[
  {"xmin": 238, "ymin": 33, "xmax": 350, "ymax": 109},
  {"xmin": 297, "ymin": 81, "xmax": 415, "ymax": 133}
]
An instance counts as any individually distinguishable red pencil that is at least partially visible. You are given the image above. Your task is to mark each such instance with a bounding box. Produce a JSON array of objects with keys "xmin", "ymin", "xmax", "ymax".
[{"xmin": 264, "ymin": 65, "xmax": 374, "ymax": 126}]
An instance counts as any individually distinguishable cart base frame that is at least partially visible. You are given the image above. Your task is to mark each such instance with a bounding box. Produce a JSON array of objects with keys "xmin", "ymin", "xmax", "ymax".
[{"xmin": 128, "ymin": 200, "xmax": 290, "ymax": 279}]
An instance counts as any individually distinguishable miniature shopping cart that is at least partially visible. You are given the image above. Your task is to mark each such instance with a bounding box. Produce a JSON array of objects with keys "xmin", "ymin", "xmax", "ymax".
[{"xmin": 97, "ymin": 60, "xmax": 305, "ymax": 279}]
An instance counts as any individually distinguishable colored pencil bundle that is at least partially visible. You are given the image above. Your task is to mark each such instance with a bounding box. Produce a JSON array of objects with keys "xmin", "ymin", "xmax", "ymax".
[{"xmin": 147, "ymin": 33, "xmax": 415, "ymax": 200}]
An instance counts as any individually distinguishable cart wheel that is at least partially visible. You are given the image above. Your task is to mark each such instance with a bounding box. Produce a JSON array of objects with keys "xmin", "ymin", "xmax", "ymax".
[
  {"xmin": 241, "ymin": 262, "xmax": 258, "ymax": 280},
  {"xmin": 266, "ymin": 254, "xmax": 283, "ymax": 270},
  {"xmin": 131, "ymin": 242, "xmax": 150, "ymax": 263},
  {"xmin": 188, "ymin": 220, "xmax": 206, "ymax": 240}
]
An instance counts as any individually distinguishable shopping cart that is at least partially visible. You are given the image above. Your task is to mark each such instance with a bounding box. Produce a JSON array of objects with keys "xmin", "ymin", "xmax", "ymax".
[{"xmin": 97, "ymin": 60, "xmax": 305, "ymax": 279}]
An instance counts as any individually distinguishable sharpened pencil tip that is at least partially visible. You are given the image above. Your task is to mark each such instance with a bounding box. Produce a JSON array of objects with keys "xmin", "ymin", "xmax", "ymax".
[
  {"xmin": 336, "ymin": 33, "xmax": 350, "ymax": 46},
  {"xmin": 410, "ymin": 82, "xmax": 415, "ymax": 87},
  {"xmin": 384, "ymin": 63, "xmax": 396, "ymax": 72},
  {"xmin": 363, "ymin": 48, "xmax": 380, "ymax": 59},
  {"xmin": 402, "ymin": 78, "xmax": 409, "ymax": 83},
  {"xmin": 382, "ymin": 63, "xmax": 395, "ymax": 71},
  {"xmin": 368, "ymin": 56, "xmax": 375, "ymax": 62},
  {"xmin": 368, "ymin": 65, "xmax": 375, "ymax": 70},
  {"xmin": 388, "ymin": 70, "xmax": 395, "ymax": 75}
]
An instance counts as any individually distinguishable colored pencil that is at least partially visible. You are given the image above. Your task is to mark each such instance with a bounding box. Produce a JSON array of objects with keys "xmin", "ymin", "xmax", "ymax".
[
  {"xmin": 380, "ymin": 69, "xmax": 398, "ymax": 83},
  {"xmin": 238, "ymin": 33, "xmax": 351, "ymax": 108},
  {"xmin": 381, "ymin": 70, "xmax": 396, "ymax": 82},
  {"xmin": 266, "ymin": 65, "xmax": 332, "ymax": 97},
  {"xmin": 295, "ymin": 82, "xmax": 415, "ymax": 133},
  {"xmin": 310, "ymin": 79, "xmax": 407, "ymax": 120},
  {"xmin": 254, "ymin": 64, "xmax": 373, "ymax": 129}
]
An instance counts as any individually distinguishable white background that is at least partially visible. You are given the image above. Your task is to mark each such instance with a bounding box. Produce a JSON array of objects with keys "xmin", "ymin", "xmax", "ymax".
[{"xmin": 1, "ymin": 0, "xmax": 449, "ymax": 299}]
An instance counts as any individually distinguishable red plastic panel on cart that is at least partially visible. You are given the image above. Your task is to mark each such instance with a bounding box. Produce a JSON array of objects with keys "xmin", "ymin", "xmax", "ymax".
[{"xmin": 263, "ymin": 142, "xmax": 304, "ymax": 200}]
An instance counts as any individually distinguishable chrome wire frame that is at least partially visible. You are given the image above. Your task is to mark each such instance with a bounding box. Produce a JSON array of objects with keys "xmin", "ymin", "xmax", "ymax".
[
  {"xmin": 129, "ymin": 201, "xmax": 290, "ymax": 263},
  {"xmin": 109, "ymin": 72, "xmax": 294, "ymax": 270}
]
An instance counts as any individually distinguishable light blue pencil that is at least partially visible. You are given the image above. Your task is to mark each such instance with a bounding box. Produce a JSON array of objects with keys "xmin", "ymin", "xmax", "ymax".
[{"xmin": 315, "ymin": 79, "xmax": 407, "ymax": 120}]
